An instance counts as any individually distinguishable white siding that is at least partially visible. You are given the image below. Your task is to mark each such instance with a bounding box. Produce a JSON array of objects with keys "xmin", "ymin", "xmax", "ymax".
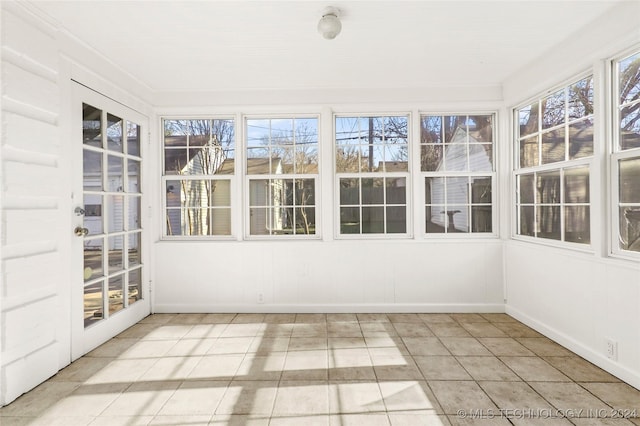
[{"xmin": 1, "ymin": 4, "xmax": 66, "ymax": 405}]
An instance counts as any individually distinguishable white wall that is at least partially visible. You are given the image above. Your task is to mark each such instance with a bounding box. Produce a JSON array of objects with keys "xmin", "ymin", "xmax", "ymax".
[{"xmin": 502, "ymin": 0, "xmax": 640, "ymax": 390}]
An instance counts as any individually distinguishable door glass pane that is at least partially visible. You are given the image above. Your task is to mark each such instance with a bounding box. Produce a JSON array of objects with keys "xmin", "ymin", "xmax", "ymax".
[
  {"xmin": 107, "ymin": 195, "xmax": 124, "ymax": 233},
  {"xmin": 83, "ymin": 104, "xmax": 102, "ymax": 147},
  {"xmin": 537, "ymin": 206, "xmax": 561, "ymax": 240},
  {"xmin": 83, "ymin": 150, "xmax": 102, "ymax": 191},
  {"xmin": 128, "ymin": 232, "xmax": 141, "ymax": 267},
  {"xmin": 129, "ymin": 268, "xmax": 142, "ymax": 305},
  {"xmin": 107, "ymin": 113, "xmax": 123, "ymax": 152},
  {"xmin": 128, "ymin": 196, "xmax": 141, "ymax": 230},
  {"xmin": 108, "ymin": 155, "xmax": 124, "ymax": 192},
  {"xmin": 83, "ymin": 194, "xmax": 103, "ymax": 234},
  {"xmin": 565, "ymin": 206, "xmax": 590, "ymax": 244},
  {"xmin": 108, "ymin": 235, "xmax": 124, "ymax": 273},
  {"xmin": 84, "ymin": 281, "xmax": 104, "ymax": 327},
  {"xmin": 128, "ymin": 159, "xmax": 141, "ymax": 193},
  {"xmin": 127, "ymin": 121, "xmax": 140, "ymax": 156},
  {"xmin": 84, "ymin": 238, "xmax": 103, "ymax": 281},
  {"xmin": 108, "ymin": 275, "xmax": 124, "ymax": 315},
  {"xmin": 619, "ymin": 157, "xmax": 640, "ymax": 203}
]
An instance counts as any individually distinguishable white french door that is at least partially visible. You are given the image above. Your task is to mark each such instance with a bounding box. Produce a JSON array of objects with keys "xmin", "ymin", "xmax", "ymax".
[{"xmin": 71, "ymin": 82, "xmax": 150, "ymax": 359}]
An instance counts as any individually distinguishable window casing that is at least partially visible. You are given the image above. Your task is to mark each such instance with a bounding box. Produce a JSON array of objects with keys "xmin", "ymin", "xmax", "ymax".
[
  {"xmin": 514, "ymin": 75, "xmax": 594, "ymax": 245},
  {"xmin": 162, "ymin": 118, "xmax": 235, "ymax": 238},
  {"xmin": 335, "ymin": 115, "xmax": 410, "ymax": 236},
  {"xmin": 420, "ymin": 114, "xmax": 495, "ymax": 235},
  {"xmin": 612, "ymin": 50, "xmax": 640, "ymax": 255},
  {"xmin": 245, "ymin": 117, "xmax": 319, "ymax": 238}
]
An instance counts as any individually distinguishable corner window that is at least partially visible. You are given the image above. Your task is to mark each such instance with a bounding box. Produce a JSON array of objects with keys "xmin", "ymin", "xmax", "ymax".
[
  {"xmin": 421, "ymin": 114, "xmax": 494, "ymax": 234},
  {"xmin": 162, "ymin": 118, "xmax": 235, "ymax": 237},
  {"xmin": 335, "ymin": 115, "xmax": 409, "ymax": 236},
  {"xmin": 514, "ymin": 76, "xmax": 594, "ymax": 245},
  {"xmin": 245, "ymin": 117, "xmax": 319, "ymax": 237},
  {"xmin": 613, "ymin": 50, "xmax": 640, "ymax": 254}
]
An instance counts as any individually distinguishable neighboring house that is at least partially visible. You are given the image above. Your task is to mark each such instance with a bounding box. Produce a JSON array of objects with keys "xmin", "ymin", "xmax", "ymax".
[{"xmin": 428, "ymin": 127, "xmax": 492, "ymax": 232}]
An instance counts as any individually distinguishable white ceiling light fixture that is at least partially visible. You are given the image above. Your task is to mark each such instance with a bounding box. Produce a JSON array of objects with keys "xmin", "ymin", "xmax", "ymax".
[{"xmin": 317, "ymin": 6, "xmax": 341, "ymax": 40}]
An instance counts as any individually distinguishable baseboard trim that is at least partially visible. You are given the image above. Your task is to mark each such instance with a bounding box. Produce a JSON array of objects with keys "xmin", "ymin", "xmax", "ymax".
[
  {"xmin": 153, "ymin": 303, "xmax": 506, "ymax": 314},
  {"xmin": 506, "ymin": 306, "xmax": 640, "ymax": 391}
]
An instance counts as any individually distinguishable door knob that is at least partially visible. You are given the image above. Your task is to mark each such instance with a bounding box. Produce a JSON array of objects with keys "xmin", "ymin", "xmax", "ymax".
[{"xmin": 74, "ymin": 226, "xmax": 89, "ymax": 237}]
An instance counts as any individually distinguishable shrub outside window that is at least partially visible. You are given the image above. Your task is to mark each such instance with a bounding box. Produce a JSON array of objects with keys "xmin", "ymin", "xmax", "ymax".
[
  {"xmin": 613, "ymin": 50, "xmax": 640, "ymax": 254},
  {"xmin": 246, "ymin": 117, "xmax": 319, "ymax": 237},
  {"xmin": 162, "ymin": 118, "xmax": 235, "ymax": 237},
  {"xmin": 514, "ymin": 76, "xmax": 593, "ymax": 245},
  {"xmin": 335, "ymin": 115, "xmax": 409, "ymax": 236},
  {"xmin": 421, "ymin": 114, "xmax": 494, "ymax": 234}
]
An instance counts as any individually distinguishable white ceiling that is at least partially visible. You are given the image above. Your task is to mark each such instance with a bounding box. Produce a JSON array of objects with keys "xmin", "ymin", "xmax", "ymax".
[{"xmin": 30, "ymin": 0, "xmax": 623, "ymax": 93}]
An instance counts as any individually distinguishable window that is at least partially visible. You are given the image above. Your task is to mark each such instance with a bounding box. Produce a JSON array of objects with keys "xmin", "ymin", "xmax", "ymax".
[
  {"xmin": 613, "ymin": 50, "xmax": 640, "ymax": 254},
  {"xmin": 162, "ymin": 118, "xmax": 235, "ymax": 237},
  {"xmin": 514, "ymin": 75, "xmax": 593, "ymax": 244},
  {"xmin": 421, "ymin": 114, "xmax": 494, "ymax": 234},
  {"xmin": 246, "ymin": 117, "xmax": 319, "ymax": 237},
  {"xmin": 335, "ymin": 115, "xmax": 409, "ymax": 236}
]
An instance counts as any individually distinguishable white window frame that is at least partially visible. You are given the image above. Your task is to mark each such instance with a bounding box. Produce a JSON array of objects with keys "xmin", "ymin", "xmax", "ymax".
[
  {"xmin": 334, "ymin": 113, "xmax": 412, "ymax": 239},
  {"xmin": 243, "ymin": 114, "xmax": 321, "ymax": 240},
  {"xmin": 610, "ymin": 47, "xmax": 640, "ymax": 259},
  {"xmin": 419, "ymin": 112, "xmax": 498, "ymax": 238},
  {"xmin": 161, "ymin": 116, "xmax": 237, "ymax": 240},
  {"xmin": 512, "ymin": 73, "xmax": 595, "ymax": 249}
]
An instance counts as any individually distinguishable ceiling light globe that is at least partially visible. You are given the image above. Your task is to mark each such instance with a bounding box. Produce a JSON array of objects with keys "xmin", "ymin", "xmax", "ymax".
[{"xmin": 318, "ymin": 13, "xmax": 341, "ymax": 39}]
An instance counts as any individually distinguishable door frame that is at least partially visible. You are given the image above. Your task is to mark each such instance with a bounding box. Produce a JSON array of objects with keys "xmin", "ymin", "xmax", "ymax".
[{"xmin": 70, "ymin": 81, "xmax": 151, "ymax": 360}]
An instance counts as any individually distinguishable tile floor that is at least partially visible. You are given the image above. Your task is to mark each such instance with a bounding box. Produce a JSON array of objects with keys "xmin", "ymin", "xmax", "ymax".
[{"xmin": 1, "ymin": 313, "xmax": 639, "ymax": 425}]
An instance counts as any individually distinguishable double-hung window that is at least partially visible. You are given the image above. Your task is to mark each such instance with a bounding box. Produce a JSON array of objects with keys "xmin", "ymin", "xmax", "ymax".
[
  {"xmin": 245, "ymin": 117, "xmax": 319, "ymax": 237},
  {"xmin": 335, "ymin": 115, "xmax": 409, "ymax": 236},
  {"xmin": 421, "ymin": 114, "xmax": 495, "ymax": 234},
  {"xmin": 612, "ymin": 50, "xmax": 640, "ymax": 255},
  {"xmin": 162, "ymin": 118, "xmax": 235, "ymax": 237},
  {"xmin": 514, "ymin": 76, "xmax": 594, "ymax": 244}
]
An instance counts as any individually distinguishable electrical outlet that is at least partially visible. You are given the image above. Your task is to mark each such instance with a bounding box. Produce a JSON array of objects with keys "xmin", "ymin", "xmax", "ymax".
[
  {"xmin": 606, "ymin": 338, "xmax": 618, "ymax": 361},
  {"xmin": 257, "ymin": 293, "xmax": 264, "ymax": 304}
]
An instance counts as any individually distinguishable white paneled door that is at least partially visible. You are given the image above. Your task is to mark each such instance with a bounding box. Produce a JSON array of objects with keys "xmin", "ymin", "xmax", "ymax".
[{"xmin": 71, "ymin": 82, "xmax": 150, "ymax": 359}]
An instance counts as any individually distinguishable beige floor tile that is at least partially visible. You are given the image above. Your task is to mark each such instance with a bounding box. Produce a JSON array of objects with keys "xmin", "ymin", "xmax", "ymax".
[
  {"xmin": 216, "ymin": 380, "xmax": 278, "ymax": 415},
  {"xmin": 291, "ymin": 323, "xmax": 328, "ymax": 338},
  {"xmin": 329, "ymin": 381, "xmax": 386, "ymax": 413},
  {"xmin": 208, "ymin": 337, "xmax": 256, "ymax": 355},
  {"xmin": 478, "ymin": 381, "xmax": 554, "ymax": 410},
  {"xmin": 140, "ymin": 314, "xmax": 175, "ymax": 324},
  {"xmin": 429, "ymin": 323, "xmax": 473, "ymax": 338},
  {"xmin": 429, "ymin": 380, "xmax": 497, "ymax": 415},
  {"xmin": 448, "ymin": 417, "xmax": 512, "ymax": 425},
  {"xmin": 42, "ymin": 382, "xmax": 129, "ymax": 417},
  {"xmin": 262, "ymin": 324, "xmax": 294, "ymax": 337},
  {"xmin": 403, "ymin": 337, "xmax": 451, "ymax": 356},
  {"xmin": 263, "ymin": 313, "xmax": 296, "ymax": 323},
  {"xmin": 327, "ymin": 322, "xmax": 363, "ymax": 337},
  {"xmin": 269, "ymin": 414, "xmax": 330, "ymax": 425},
  {"xmin": 493, "ymin": 322, "xmax": 543, "ymax": 338},
  {"xmin": 220, "ymin": 324, "xmax": 264, "ymax": 338},
  {"xmin": 272, "ymin": 381, "xmax": 330, "ymax": 416},
  {"xmin": 116, "ymin": 323, "xmax": 162, "ymax": 339},
  {"xmin": 328, "ymin": 337, "xmax": 367, "ymax": 349},
  {"xmin": 236, "ymin": 354, "xmax": 286, "ymax": 381},
  {"xmin": 165, "ymin": 338, "xmax": 216, "ymax": 356},
  {"xmin": 150, "ymin": 414, "xmax": 212, "ymax": 425},
  {"xmin": 500, "ymin": 357, "xmax": 570, "ymax": 382},
  {"xmin": 329, "ymin": 413, "xmax": 391, "ymax": 425},
  {"xmin": 183, "ymin": 324, "xmax": 227, "ymax": 339},
  {"xmin": 328, "ymin": 348, "xmax": 375, "ymax": 380},
  {"xmin": 0, "ymin": 381, "xmax": 80, "ymax": 417},
  {"xmin": 288, "ymin": 337, "xmax": 328, "ymax": 351},
  {"xmin": 26, "ymin": 416, "xmax": 98, "ymax": 426},
  {"xmin": 101, "ymin": 380, "xmax": 180, "ymax": 416},
  {"xmin": 295, "ymin": 314, "xmax": 327, "ymax": 323},
  {"xmin": 393, "ymin": 322, "xmax": 435, "ymax": 337},
  {"xmin": 543, "ymin": 356, "xmax": 620, "ymax": 382},
  {"xmin": 529, "ymin": 382, "xmax": 611, "ymax": 415},
  {"xmin": 282, "ymin": 349, "xmax": 328, "ymax": 380},
  {"xmin": 480, "ymin": 314, "xmax": 517, "ymax": 323},
  {"xmin": 327, "ymin": 313, "xmax": 358, "ymax": 323},
  {"xmin": 478, "ymin": 338, "xmax": 535, "ymax": 356},
  {"xmin": 378, "ymin": 380, "xmax": 442, "ymax": 413},
  {"xmin": 580, "ymin": 382, "xmax": 640, "ymax": 411},
  {"xmin": 387, "ymin": 313, "xmax": 423, "ymax": 323},
  {"xmin": 388, "ymin": 413, "xmax": 451, "ymax": 425},
  {"xmin": 360, "ymin": 322, "xmax": 397, "ymax": 335},
  {"xmin": 50, "ymin": 357, "xmax": 112, "ymax": 383},
  {"xmin": 456, "ymin": 356, "xmax": 521, "ymax": 381},
  {"xmin": 119, "ymin": 339, "xmax": 179, "ymax": 359},
  {"xmin": 365, "ymin": 335, "xmax": 407, "ymax": 349},
  {"xmin": 516, "ymin": 338, "xmax": 574, "ymax": 356},
  {"xmin": 142, "ymin": 324, "xmax": 194, "ymax": 340},
  {"xmin": 201, "ymin": 313, "xmax": 236, "ymax": 324},
  {"xmin": 157, "ymin": 380, "xmax": 228, "ymax": 416},
  {"xmin": 510, "ymin": 419, "xmax": 573, "ymax": 425},
  {"xmin": 187, "ymin": 355, "xmax": 244, "ymax": 380},
  {"xmin": 232, "ymin": 313, "xmax": 266, "ymax": 323},
  {"xmin": 91, "ymin": 415, "xmax": 153, "ymax": 425},
  {"xmin": 139, "ymin": 356, "xmax": 201, "ymax": 381},
  {"xmin": 210, "ymin": 414, "xmax": 271, "ymax": 425},
  {"xmin": 440, "ymin": 338, "xmax": 493, "ymax": 356},
  {"xmin": 357, "ymin": 313, "xmax": 390, "ymax": 322},
  {"xmin": 168, "ymin": 313, "xmax": 208, "ymax": 324},
  {"xmin": 85, "ymin": 358, "xmax": 158, "ymax": 384},
  {"xmin": 86, "ymin": 337, "xmax": 139, "ymax": 358},
  {"xmin": 418, "ymin": 314, "xmax": 456, "ymax": 324},
  {"xmin": 460, "ymin": 323, "xmax": 508, "ymax": 338},
  {"xmin": 414, "ymin": 356, "xmax": 472, "ymax": 380},
  {"xmin": 0, "ymin": 417, "xmax": 36, "ymax": 426},
  {"xmin": 373, "ymin": 358, "xmax": 424, "ymax": 380},
  {"xmin": 450, "ymin": 314, "xmax": 489, "ymax": 323},
  {"xmin": 572, "ymin": 419, "xmax": 637, "ymax": 425}
]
